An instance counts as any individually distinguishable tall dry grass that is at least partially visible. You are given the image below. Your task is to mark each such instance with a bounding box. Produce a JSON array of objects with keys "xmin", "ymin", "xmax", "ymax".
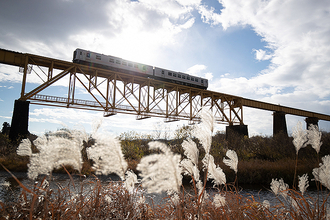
[{"xmin": 1, "ymin": 109, "xmax": 330, "ymax": 219}]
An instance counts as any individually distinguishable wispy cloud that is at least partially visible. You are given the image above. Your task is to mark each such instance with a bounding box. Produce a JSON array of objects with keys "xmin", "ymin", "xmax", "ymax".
[{"xmin": 199, "ymin": 0, "xmax": 330, "ymax": 103}]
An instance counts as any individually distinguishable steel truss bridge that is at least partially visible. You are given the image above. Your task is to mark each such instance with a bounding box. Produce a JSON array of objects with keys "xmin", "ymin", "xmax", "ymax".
[{"xmin": 1, "ymin": 48, "xmax": 330, "ymax": 135}]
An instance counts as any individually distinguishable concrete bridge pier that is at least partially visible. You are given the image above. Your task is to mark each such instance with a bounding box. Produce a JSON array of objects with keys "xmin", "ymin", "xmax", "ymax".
[
  {"xmin": 305, "ymin": 117, "xmax": 319, "ymax": 130},
  {"xmin": 9, "ymin": 99, "xmax": 30, "ymax": 141},
  {"xmin": 273, "ymin": 111, "xmax": 288, "ymax": 136},
  {"xmin": 226, "ymin": 124, "xmax": 249, "ymax": 139}
]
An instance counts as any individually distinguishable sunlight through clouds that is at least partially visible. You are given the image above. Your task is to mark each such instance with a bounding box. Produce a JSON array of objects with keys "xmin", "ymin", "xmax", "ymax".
[
  {"xmin": 68, "ymin": 0, "xmax": 196, "ymax": 64},
  {"xmin": 1, "ymin": 0, "xmax": 330, "ymax": 136}
]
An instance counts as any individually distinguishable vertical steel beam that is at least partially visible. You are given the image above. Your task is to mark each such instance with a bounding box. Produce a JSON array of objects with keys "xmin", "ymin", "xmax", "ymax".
[
  {"xmin": 147, "ymin": 81, "xmax": 150, "ymax": 112},
  {"xmin": 48, "ymin": 61, "xmax": 54, "ymax": 81},
  {"xmin": 67, "ymin": 67, "xmax": 76, "ymax": 106},
  {"xmin": 189, "ymin": 89, "xmax": 192, "ymax": 120},
  {"xmin": 166, "ymin": 89, "xmax": 169, "ymax": 117},
  {"xmin": 138, "ymin": 84, "xmax": 141, "ymax": 114},
  {"xmin": 106, "ymin": 78, "xmax": 110, "ymax": 110},
  {"xmin": 20, "ymin": 55, "xmax": 29, "ymax": 99},
  {"xmin": 112, "ymin": 74, "xmax": 117, "ymax": 108},
  {"xmin": 176, "ymin": 88, "xmax": 178, "ymax": 115}
]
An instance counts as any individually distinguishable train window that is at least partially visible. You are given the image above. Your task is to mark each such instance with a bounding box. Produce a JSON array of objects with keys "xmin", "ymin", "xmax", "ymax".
[
  {"xmin": 201, "ymin": 79, "xmax": 204, "ymax": 83},
  {"xmin": 116, "ymin": 60, "xmax": 121, "ymax": 64},
  {"xmin": 191, "ymin": 77, "xmax": 194, "ymax": 81},
  {"xmin": 168, "ymin": 72, "xmax": 172, "ymax": 76},
  {"xmin": 182, "ymin": 75, "xmax": 186, "ymax": 79},
  {"xmin": 173, "ymin": 73, "xmax": 177, "ymax": 77},
  {"xmin": 187, "ymin": 76, "xmax": 190, "ymax": 80},
  {"xmin": 178, "ymin": 74, "xmax": 181, "ymax": 78},
  {"xmin": 109, "ymin": 58, "xmax": 114, "ymax": 63},
  {"xmin": 122, "ymin": 61, "xmax": 127, "ymax": 66},
  {"xmin": 195, "ymin": 78, "xmax": 198, "ymax": 82},
  {"xmin": 134, "ymin": 64, "xmax": 138, "ymax": 68},
  {"xmin": 142, "ymin": 65, "xmax": 146, "ymax": 71},
  {"xmin": 96, "ymin": 55, "xmax": 101, "ymax": 60},
  {"xmin": 86, "ymin": 53, "xmax": 90, "ymax": 58},
  {"xmin": 80, "ymin": 51, "xmax": 82, "ymax": 55},
  {"xmin": 162, "ymin": 70, "xmax": 164, "ymax": 74},
  {"xmin": 128, "ymin": 62, "xmax": 133, "ymax": 67}
]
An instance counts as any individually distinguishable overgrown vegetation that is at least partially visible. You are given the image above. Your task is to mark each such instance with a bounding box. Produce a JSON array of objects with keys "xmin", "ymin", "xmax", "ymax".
[
  {"xmin": 1, "ymin": 110, "xmax": 330, "ymax": 219},
  {"xmin": 1, "ymin": 122, "xmax": 330, "ymax": 186}
]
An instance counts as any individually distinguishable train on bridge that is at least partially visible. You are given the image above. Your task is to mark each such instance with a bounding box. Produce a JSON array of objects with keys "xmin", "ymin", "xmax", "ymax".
[{"xmin": 73, "ymin": 48, "xmax": 208, "ymax": 90}]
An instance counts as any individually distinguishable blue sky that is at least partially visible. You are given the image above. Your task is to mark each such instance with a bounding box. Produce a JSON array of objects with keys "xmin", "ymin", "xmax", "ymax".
[{"xmin": 1, "ymin": 0, "xmax": 330, "ymax": 137}]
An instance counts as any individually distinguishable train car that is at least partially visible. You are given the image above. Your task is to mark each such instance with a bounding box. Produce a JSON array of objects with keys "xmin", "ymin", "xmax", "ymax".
[
  {"xmin": 73, "ymin": 48, "xmax": 153, "ymax": 76},
  {"xmin": 73, "ymin": 49, "xmax": 208, "ymax": 89}
]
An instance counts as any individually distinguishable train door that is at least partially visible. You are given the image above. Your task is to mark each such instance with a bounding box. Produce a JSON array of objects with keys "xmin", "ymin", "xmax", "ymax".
[{"xmin": 85, "ymin": 51, "xmax": 91, "ymax": 62}]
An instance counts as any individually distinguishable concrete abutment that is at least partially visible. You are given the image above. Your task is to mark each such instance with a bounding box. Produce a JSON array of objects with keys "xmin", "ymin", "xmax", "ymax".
[
  {"xmin": 226, "ymin": 124, "xmax": 249, "ymax": 139},
  {"xmin": 305, "ymin": 117, "xmax": 319, "ymax": 130},
  {"xmin": 273, "ymin": 111, "xmax": 288, "ymax": 136},
  {"xmin": 9, "ymin": 99, "xmax": 30, "ymax": 141}
]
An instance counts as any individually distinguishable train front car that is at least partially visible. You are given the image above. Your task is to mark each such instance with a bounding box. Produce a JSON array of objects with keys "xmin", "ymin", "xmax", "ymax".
[
  {"xmin": 73, "ymin": 48, "xmax": 84, "ymax": 64},
  {"xmin": 73, "ymin": 49, "xmax": 153, "ymax": 77},
  {"xmin": 73, "ymin": 48, "xmax": 95, "ymax": 66}
]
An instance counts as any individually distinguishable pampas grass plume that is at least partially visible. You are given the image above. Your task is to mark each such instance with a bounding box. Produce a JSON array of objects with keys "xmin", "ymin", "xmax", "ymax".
[
  {"xmin": 23, "ymin": 130, "xmax": 85, "ymax": 179},
  {"xmin": 17, "ymin": 139, "xmax": 32, "ymax": 157},
  {"xmin": 313, "ymin": 155, "xmax": 330, "ymax": 190},
  {"xmin": 180, "ymin": 159, "xmax": 200, "ymax": 182},
  {"xmin": 292, "ymin": 121, "xmax": 308, "ymax": 154},
  {"xmin": 193, "ymin": 108, "xmax": 214, "ymax": 154},
  {"xmin": 223, "ymin": 149, "xmax": 238, "ymax": 174},
  {"xmin": 182, "ymin": 138, "xmax": 199, "ymax": 166},
  {"xmin": 270, "ymin": 178, "xmax": 289, "ymax": 198},
  {"xmin": 137, "ymin": 141, "xmax": 182, "ymax": 193},
  {"xmin": 203, "ymin": 154, "xmax": 226, "ymax": 186},
  {"xmin": 87, "ymin": 134, "xmax": 127, "ymax": 180},
  {"xmin": 298, "ymin": 173, "xmax": 309, "ymax": 195},
  {"xmin": 213, "ymin": 194, "xmax": 226, "ymax": 208},
  {"xmin": 124, "ymin": 170, "xmax": 138, "ymax": 192},
  {"xmin": 307, "ymin": 124, "xmax": 322, "ymax": 154}
]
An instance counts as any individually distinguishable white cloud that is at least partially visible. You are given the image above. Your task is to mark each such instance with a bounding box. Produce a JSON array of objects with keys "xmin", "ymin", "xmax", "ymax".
[
  {"xmin": 186, "ymin": 64, "xmax": 213, "ymax": 80},
  {"xmin": 199, "ymin": 0, "xmax": 330, "ymax": 115},
  {"xmin": 186, "ymin": 64, "xmax": 207, "ymax": 75},
  {"xmin": 138, "ymin": 0, "xmax": 202, "ymax": 20},
  {"xmin": 198, "ymin": 5, "xmax": 222, "ymax": 26},
  {"xmin": 253, "ymin": 49, "xmax": 272, "ymax": 61},
  {"xmin": 0, "ymin": 65, "xmax": 22, "ymax": 83},
  {"xmin": 0, "ymin": 116, "xmax": 11, "ymax": 119},
  {"xmin": 28, "ymin": 106, "xmax": 189, "ymax": 137}
]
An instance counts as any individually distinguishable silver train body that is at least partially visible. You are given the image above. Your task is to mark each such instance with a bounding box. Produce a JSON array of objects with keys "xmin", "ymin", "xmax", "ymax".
[{"xmin": 73, "ymin": 49, "xmax": 208, "ymax": 89}]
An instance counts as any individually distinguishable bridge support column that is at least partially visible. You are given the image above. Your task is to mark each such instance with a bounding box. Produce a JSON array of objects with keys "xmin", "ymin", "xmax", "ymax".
[
  {"xmin": 305, "ymin": 117, "xmax": 319, "ymax": 129},
  {"xmin": 273, "ymin": 111, "xmax": 288, "ymax": 136},
  {"xmin": 226, "ymin": 124, "xmax": 248, "ymax": 139},
  {"xmin": 9, "ymin": 100, "xmax": 30, "ymax": 141}
]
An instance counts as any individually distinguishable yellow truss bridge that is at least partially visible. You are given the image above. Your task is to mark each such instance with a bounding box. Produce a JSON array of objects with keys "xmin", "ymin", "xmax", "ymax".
[{"xmin": 1, "ymin": 48, "xmax": 329, "ymax": 138}]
